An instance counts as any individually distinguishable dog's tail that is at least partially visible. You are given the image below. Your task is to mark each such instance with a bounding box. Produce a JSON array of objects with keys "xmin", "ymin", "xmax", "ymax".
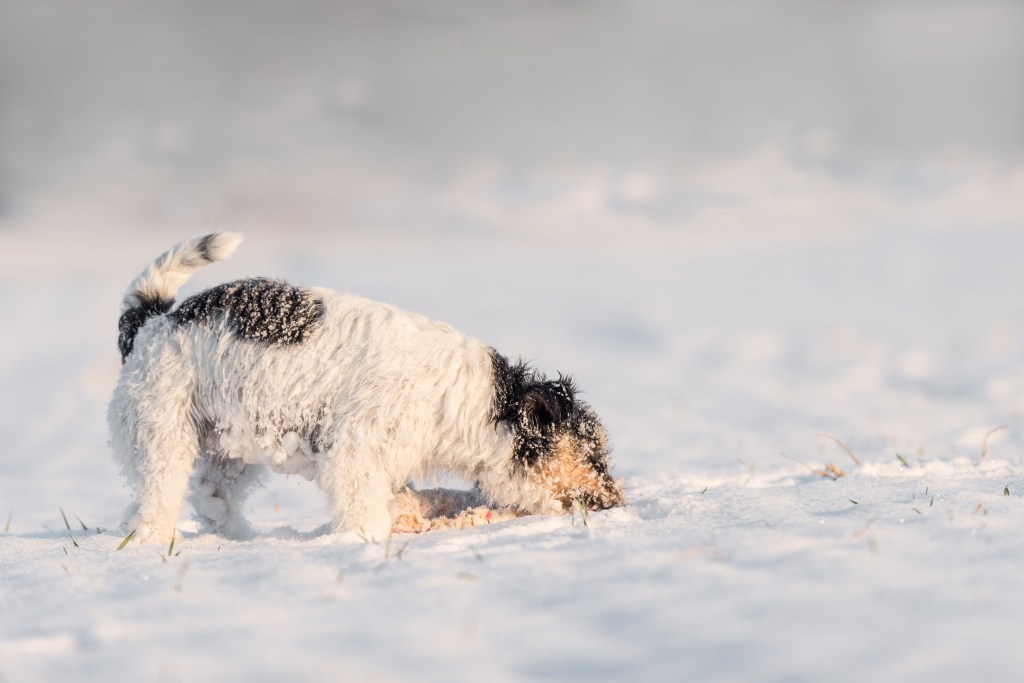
[{"xmin": 117, "ymin": 232, "xmax": 243, "ymax": 362}]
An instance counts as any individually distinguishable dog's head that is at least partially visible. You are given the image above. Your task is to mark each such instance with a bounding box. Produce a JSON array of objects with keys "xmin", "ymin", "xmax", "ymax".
[{"xmin": 491, "ymin": 352, "xmax": 624, "ymax": 513}]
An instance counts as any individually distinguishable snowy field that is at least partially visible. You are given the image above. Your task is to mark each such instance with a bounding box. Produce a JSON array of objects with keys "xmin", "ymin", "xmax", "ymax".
[{"xmin": 3, "ymin": 2, "xmax": 1024, "ymax": 682}]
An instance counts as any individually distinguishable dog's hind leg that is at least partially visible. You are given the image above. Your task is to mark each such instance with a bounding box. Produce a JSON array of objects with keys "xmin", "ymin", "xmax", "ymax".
[
  {"xmin": 109, "ymin": 344, "xmax": 202, "ymax": 544},
  {"xmin": 119, "ymin": 412, "xmax": 200, "ymax": 544},
  {"xmin": 189, "ymin": 452, "xmax": 265, "ymax": 539}
]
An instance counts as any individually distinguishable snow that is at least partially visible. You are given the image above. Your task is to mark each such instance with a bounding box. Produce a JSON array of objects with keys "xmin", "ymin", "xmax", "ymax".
[
  {"xmin": 5, "ymin": 224, "xmax": 1024, "ymax": 683},
  {"xmin": 3, "ymin": 2, "xmax": 1024, "ymax": 681}
]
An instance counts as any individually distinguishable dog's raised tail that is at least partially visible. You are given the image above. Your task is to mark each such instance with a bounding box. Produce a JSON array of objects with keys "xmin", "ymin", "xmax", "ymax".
[{"xmin": 117, "ymin": 232, "xmax": 243, "ymax": 362}]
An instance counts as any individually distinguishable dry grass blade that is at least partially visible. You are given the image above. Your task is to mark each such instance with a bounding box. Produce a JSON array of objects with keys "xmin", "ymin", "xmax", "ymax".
[
  {"xmin": 981, "ymin": 425, "xmax": 1007, "ymax": 459},
  {"xmin": 782, "ymin": 453, "xmax": 844, "ymax": 480},
  {"xmin": 59, "ymin": 508, "xmax": 71, "ymax": 531},
  {"xmin": 824, "ymin": 464, "xmax": 845, "ymax": 478},
  {"xmin": 3, "ymin": 510, "xmax": 10, "ymax": 533},
  {"xmin": 850, "ymin": 516, "xmax": 878, "ymax": 539},
  {"xmin": 167, "ymin": 529, "xmax": 176, "ymax": 557},
  {"xmin": 116, "ymin": 529, "xmax": 137, "ymax": 550},
  {"xmin": 75, "ymin": 515, "xmax": 88, "ymax": 531},
  {"xmin": 817, "ymin": 433, "xmax": 861, "ymax": 465}
]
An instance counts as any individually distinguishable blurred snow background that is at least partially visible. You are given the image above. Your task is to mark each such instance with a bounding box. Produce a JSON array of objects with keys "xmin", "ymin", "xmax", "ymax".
[
  {"xmin": 2, "ymin": 2, "xmax": 1024, "ymax": 682},
  {"xmin": 3, "ymin": 0, "xmax": 1022, "ymax": 236}
]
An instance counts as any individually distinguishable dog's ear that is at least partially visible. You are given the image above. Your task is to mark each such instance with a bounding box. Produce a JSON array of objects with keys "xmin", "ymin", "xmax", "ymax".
[
  {"xmin": 522, "ymin": 388, "xmax": 561, "ymax": 431},
  {"xmin": 522, "ymin": 379, "xmax": 575, "ymax": 431}
]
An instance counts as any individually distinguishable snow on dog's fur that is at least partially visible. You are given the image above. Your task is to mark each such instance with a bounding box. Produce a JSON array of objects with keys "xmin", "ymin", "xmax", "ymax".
[{"xmin": 108, "ymin": 233, "xmax": 623, "ymax": 543}]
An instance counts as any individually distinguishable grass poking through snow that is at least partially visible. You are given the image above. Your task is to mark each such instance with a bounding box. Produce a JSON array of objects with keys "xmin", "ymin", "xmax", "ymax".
[
  {"xmin": 116, "ymin": 529, "xmax": 137, "ymax": 550},
  {"xmin": 574, "ymin": 499, "xmax": 591, "ymax": 528}
]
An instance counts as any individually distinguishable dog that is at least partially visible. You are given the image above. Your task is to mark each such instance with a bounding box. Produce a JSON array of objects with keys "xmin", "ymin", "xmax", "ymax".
[{"xmin": 108, "ymin": 233, "xmax": 623, "ymax": 543}]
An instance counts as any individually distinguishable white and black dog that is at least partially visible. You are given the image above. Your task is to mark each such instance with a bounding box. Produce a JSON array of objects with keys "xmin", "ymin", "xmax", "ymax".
[{"xmin": 109, "ymin": 233, "xmax": 623, "ymax": 543}]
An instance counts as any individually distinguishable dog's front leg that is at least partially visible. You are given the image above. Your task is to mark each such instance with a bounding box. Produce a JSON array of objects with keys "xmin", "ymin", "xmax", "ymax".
[{"xmin": 317, "ymin": 450, "xmax": 394, "ymax": 542}]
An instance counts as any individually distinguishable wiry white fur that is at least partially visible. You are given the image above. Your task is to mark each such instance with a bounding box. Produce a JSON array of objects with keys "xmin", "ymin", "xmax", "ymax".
[
  {"xmin": 109, "ymin": 235, "xmax": 565, "ymax": 544},
  {"xmin": 121, "ymin": 232, "xmax": 243, "ymax": 311}
]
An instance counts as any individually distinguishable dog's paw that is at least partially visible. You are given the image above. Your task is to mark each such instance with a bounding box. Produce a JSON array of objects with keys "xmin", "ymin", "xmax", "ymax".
[
  {"xmin": 123, "ymin": 519, "xmax": 176, "ymax": 545},
  {"xmin": 216, "ymin": 516, "xmax": 256, "ymax": 541},
  {"xmin": 193, "ymin": 495, "xmax": 229, "ymax": 530},
  {"xmin": 356, "ymin": 522, "xmax": 393, "ymax": 543},
  {"xmin": 336, "ymin": 507, "xmax": 393, "ymax": 543}
]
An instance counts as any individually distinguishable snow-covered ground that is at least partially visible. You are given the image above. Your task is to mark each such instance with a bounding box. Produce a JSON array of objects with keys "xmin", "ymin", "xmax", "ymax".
[{"xmin": 3, "ymin": 2, "xmax": 1024, "ymax": 682}]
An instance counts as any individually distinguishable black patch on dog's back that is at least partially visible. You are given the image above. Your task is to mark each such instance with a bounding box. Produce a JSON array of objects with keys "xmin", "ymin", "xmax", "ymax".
[
  {"xmin": 118, "ymin": 297, "xmax": 174, "ymax": 362},
  {"xmin": 171, "ymin": 278, "xmax": 324, "ymax": 346}
]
